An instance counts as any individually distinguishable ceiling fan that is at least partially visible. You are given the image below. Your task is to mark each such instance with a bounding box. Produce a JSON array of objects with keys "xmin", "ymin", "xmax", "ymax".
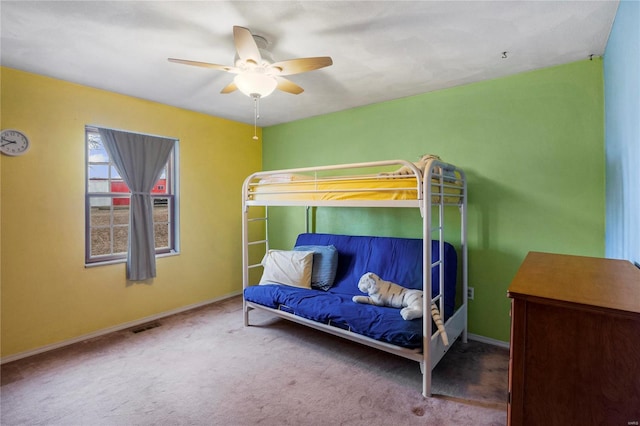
[{"xmin": 168, "ymin": 26, "xmax": 333, "ymax": 99}]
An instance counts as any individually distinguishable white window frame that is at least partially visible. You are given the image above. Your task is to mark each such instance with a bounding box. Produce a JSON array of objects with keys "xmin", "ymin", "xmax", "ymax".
[{"xmin": 85, "ymin": 126, "xmax": 180, "ymax": 266}]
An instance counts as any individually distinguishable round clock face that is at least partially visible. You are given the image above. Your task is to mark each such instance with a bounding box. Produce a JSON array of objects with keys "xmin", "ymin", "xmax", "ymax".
[{"xmin": 1, "ymin": 129, "xmax": 30, "ymax": 156}]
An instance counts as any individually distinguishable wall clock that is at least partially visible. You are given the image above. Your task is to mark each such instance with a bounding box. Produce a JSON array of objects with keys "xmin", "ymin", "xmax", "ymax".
[{"xmin": 1, "ymin": 129, "xmax": 30, "ymax": 156}]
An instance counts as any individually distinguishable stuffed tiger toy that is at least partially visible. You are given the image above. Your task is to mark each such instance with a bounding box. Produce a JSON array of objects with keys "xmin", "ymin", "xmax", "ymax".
[
  {"xmin": 352, "ymin": 272, "xmax": 449, "ymax": 346},
  {"xmin": 379, "ymin": 154, "xmax": 441, "ymax": 176}
]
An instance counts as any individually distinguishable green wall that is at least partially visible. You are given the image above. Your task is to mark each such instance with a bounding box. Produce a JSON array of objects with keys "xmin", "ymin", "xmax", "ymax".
[{"xmin": 262, "ymin": 59, "xmax": 605, "ymax": 342}]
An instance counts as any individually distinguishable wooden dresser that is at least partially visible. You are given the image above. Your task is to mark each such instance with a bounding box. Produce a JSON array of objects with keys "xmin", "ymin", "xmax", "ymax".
[{"xmin": 507, "ymin": 252, "xmax": 640, "ymax": 426}]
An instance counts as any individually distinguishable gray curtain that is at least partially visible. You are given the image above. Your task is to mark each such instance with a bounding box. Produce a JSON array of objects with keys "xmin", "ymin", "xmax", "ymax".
[{"xmin": 98, "ymin": 128, "xmax": 175, "ymax": 281}]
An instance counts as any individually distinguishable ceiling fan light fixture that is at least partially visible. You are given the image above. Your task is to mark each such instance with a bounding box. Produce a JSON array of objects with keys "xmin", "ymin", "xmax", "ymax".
[
  {"xmin": 169, "ymin": 25, "xmax": 333, "ymax": 140},
  {"xmin": 234, "ymin": 72, "xmax": 278, "ymax": 98}
]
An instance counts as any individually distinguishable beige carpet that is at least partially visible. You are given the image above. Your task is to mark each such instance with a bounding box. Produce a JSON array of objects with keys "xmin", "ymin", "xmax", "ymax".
[{"xmin": 1, "ymin": 296, "xmax": 508, "ymax": 425}]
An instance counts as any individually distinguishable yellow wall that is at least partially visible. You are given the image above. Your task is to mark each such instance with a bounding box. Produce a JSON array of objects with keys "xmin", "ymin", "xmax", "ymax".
[{"xmin": 0, "ymin": 67, "xmax": 261, "ymax": 358}]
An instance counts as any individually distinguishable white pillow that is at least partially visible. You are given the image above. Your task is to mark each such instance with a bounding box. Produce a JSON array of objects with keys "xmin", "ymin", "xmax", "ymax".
[{"xmin": 259, "ymin": 250, "xmax": 314, "ymax": 289}]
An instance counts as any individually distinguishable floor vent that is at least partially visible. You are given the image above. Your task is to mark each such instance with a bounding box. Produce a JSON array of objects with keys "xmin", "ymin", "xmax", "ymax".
[{"xmin": 130, "ymin": 322, "xmax": 161, "ymax": 334}]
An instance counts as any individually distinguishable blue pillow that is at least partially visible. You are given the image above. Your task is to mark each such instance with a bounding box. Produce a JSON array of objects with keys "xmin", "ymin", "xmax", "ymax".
[{"xmin": 293, "ymin": 245, "xmax": 338, "ymax": 291}]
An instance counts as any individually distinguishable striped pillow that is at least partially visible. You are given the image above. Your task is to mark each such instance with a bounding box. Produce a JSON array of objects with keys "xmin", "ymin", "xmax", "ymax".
[{"xmin": 294, "ymin": 245, "xmax": 339, "ymax": 291}]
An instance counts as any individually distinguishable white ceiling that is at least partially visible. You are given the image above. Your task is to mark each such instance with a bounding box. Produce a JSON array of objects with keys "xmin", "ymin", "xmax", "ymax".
[{"xmin": 0, "ymin": 1, "xmax": 619, "ymax": 127}]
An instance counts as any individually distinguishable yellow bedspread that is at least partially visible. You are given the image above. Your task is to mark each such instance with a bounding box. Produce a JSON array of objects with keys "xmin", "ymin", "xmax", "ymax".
[{"xmin": 248, "ymin": 175, "xmax": 463, "ymax": 203}]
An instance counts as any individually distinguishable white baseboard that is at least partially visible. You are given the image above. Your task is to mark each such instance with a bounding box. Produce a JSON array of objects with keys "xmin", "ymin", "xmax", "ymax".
[
  {"xmin": 467, "ymin": 333, "xmax": 510, "ymax": 349},
  {"xmin": 1, "ymin": 291, "xmax": 242, "ymax": 365}
]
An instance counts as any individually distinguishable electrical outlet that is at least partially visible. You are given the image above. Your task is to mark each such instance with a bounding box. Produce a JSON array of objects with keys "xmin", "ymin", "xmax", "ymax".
[{"xmin": 467, "ymin": 287, "xmax": 475, "ymax": 300}]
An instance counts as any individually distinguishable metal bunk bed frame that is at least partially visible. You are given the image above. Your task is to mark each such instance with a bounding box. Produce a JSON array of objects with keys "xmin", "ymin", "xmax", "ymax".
[{"xmin": 241, "ymin": 159, "xmax": 468, "ymax": 397}]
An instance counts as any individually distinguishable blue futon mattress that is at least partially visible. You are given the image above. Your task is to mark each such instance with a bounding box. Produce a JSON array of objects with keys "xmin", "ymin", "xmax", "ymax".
[{"xmin": 244, "ymin": 233, "xmax": 457, "ymax": 349}]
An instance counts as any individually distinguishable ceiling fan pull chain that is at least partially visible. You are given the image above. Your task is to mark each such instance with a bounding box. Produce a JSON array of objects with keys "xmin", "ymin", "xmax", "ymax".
[{"xmin": 253, "ymin": 94, "xmax": 260, "ymax": 140}]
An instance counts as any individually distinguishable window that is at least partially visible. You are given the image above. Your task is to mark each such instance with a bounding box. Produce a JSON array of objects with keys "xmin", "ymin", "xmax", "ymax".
[{"xmin": 85, "ymin": 126, "xmax": 179, "ymax": 265}]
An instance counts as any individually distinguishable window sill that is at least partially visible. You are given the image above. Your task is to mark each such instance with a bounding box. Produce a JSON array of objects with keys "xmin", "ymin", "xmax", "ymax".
[{"xmin": 84, "ymin": 250, "xmax": 179, "ymax": 268}]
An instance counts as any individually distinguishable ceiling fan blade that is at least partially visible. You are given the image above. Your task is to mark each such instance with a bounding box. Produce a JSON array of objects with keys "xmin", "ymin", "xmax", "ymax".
[
  {"xmin": 275, "ymin": 77, "xmax": 304, "ymax": 95},
  {"xmin": 270, "ymin": 57, "xmax": 333, "ymax": 76},
  {"xmin": 168, "ymin": 58, "xmax": 237, "ymax": 73},
  {"xmin": 220, "ymin": 82, "xmax": 238, "ymax": 94},
  {"xmin": 233, "ymin": 26, "xmax": 261, "ymax": 64}
]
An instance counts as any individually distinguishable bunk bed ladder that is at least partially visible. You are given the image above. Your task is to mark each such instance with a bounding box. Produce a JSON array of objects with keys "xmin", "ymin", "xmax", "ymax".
[
  {"xmin": 422, "ymin": 162, "xmax": 440, "ymax": 397},
  {"xmin": 422, "ymin": 159, "xmax": 466, "ymax": 398},
  {"xmin": 242, "ymin": 205, "xmax": 269, "ymax": 326}
]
